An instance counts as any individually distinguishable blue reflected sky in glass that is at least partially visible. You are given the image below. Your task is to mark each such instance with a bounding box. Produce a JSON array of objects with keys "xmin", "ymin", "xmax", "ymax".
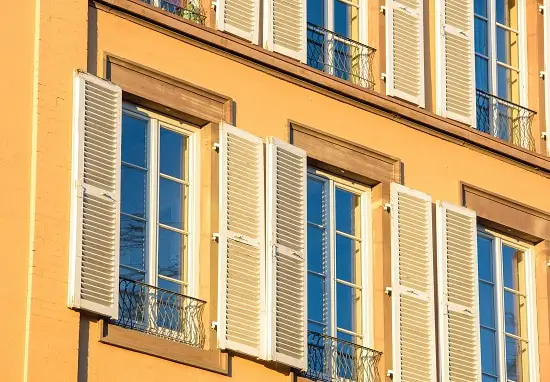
[
  {"xmin": 336, "ymin": 283, "xmax": 354, "ymax": 332},
  {"xmin": 159, "ymin": 127, "xmax": 185, "ymax": 180},
  {"xmin": 121, "ymin": 166, "xmax": 147, "ymax": 218},
  {"xmin": 475, "ymin": 17, "xmax": 488, "ymax": 56},
  {"xmin": 474, "ymin": 0, "xmax": 489, "ymax": 95},
  {"xmin": 122, "ymin": 114, "xmax": 147, "ymax": 168},
  {"xmin": 475, "ymin": 0, "xmax": 487, "ymax": 17},
  {"xmin": 308, "ymin": 225, "xmax": 325, "ymax": 274},
  {"xmin": 158, "ymin": 227, "xmax": 183, "ymax": 281},
  {"xmin": 159, "ymin": 177, "xmax": 183, "ymax": 230},
  {"xmin": 335, "ymin": 188, "xmax": 357, "ymax": 235},
  {"xmin": 334, "ymin": 0, "xmax": 350, "ymax": 38},
  {"xmin": 336, "ymin": 235, "xmax": 357, "ymax": 283},
  {"xmin": 307, "ymin": 0, "xmax": 324, "ymax": 27},
  {"xmin": 478, "ymin": 236, "xmax": 494, "ymax": 281},
  {"xmin": 308, "ymin": 272, "xmax": 325, "ymax": 324},
  {"xmin": 308, "ymin": 177, "xmax": 325, "ymax": 225},
  {"xmin": 479, "ymin": 282, "xmax": 495, "ymax": 327},
  {"xmin": 505, "ymin": 336, "xmax": 520, "ymax": 382},
  {"xmin": 504, "ymin": 291, "xmax": 519, "ymax": 336},
  {"xmin": 120, "ymin": 215, "xmax": 146, "ymax": 275}
]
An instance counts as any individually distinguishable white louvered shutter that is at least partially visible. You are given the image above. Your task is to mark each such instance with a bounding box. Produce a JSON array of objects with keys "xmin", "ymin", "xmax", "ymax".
[
  {"xmin": 68, "ymin": 71, "xmax": 122, "ymax": 318},
  {"xmin": 390, "ymin": 183, "xmax": 436, "ymax": 382},
  {"xmin": 436, "ymin": 0, "xmax": 476, "ymax": 126},
  {"xmin": 436, "ymin": 202, "xmax": 481, "ymax": 382},
  {"xmin": 263, "ymin": 0, "xmax": 307, "ymax": 62},
  {"xmin": 218, "ymin": 123, "xmax": 266, "ymax": 358},
  {"xmin": 266, "ymin": 137, "xmax": 307, "ymax": 369},
  {"xmin": 217, "ymin": 0, "xmax": 260, "ymax": 43},
  {"xmin": 544, "ymin": 0, "xmax": 550, "ymax": 153},
  {"xmin": 385, "ymin": 0, "xmax": 425, "ymax": 107}
]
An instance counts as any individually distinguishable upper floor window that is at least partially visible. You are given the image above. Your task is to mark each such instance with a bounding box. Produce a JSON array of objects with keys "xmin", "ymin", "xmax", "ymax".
[{"xmin": 477, "ymin": 229, "xmax": 537, "ymax": 382}]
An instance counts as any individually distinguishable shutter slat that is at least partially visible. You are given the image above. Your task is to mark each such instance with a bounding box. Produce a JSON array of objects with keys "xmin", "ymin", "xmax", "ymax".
[
  {"xmin": 263, "ymin": 0, "xmax": 306, "ymax": 62},
  {"xmin": 68, "ymin": 71, "xmax": 121, "ymax": 319},
  {"xmin": 386, "ymin": 0, "xmax": 425, "ymax": 107},
  {"xmin": 266, "ymin": 137, "xmax": 307, "ymax": 370},
  {"xmin": 436, "ymin": 202, "xmax": 482, "ymax": 382},
  {"xmin": 217, "ymin": 0, "xmax": 259, "ymax": 43},
  {"xmin": 391, "ymin": 183, "xmax": 436, "ymax": 382},
  {"xmin": 218, "ymin": 123, "xmax": 266, "ymax": 359},
  {"xmin": 436, "ymin": 0, "xmax": 476, "ymax": 125}
]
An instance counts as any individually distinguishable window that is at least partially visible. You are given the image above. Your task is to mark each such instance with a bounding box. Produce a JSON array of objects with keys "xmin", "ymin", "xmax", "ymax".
[
  {"xmin": 307, "ymin": 169, "xmax": 370, "ymax": 348},
  {"xmin": 477, "ymin": 229, "xmax": 537, "ymax": 382}
]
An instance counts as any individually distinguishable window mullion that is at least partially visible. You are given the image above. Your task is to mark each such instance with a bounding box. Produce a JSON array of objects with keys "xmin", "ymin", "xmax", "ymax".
[
  {"xmin": 328, "ymin": 179, "xmax": 336, "ymax": 339},
  {"xmin": 149, "ymin": 118, "xmax": 159, "ymax": 288},
  {"xmin": 489, "ymin": 0, "xmax": 498, "ymax": 136},
  {"xmin": 494, "ymin": 237, "xmax": 507, "ymax": 381}
]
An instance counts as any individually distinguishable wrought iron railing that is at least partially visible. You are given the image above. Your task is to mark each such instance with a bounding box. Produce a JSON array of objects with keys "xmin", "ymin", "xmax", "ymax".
[
  {"xmin": 475, "ymin": 89, "xmax": 536, "ymax": 151},
  {"xmin": 114, "ymin": 277, "xmax": 206, "ymax": 347},
  {"xmin": 307, "ymin": 23, "xmax": 376, "ymax": 89},
  {"xmin": 303, "ymin": 331, "xmax": 382, "ymax": 382},
  {"xmin": 140, "ymin": 0, "xmax": 206, "ymax": 25}
]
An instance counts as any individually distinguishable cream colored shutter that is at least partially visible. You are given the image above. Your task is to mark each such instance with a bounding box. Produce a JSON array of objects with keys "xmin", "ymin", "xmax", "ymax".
[
  {"xmin": 436, "ymin": 202, "xmax": 481, "ymax": 382},
  {"xmin": 436, "ymin": 0, "xmax": 476, "ymax": 126},
  {"xmin": 266, "ymin": 137, "xmax": 307, "ymax": 369},
  {"xmin": 217, "ymin": 0, "xmax": 260, "ymax": 43},
  {"xmin": 68, "ymin": 71, "xmax": 122, "ymax": 318},
  {"xmin": 390, "ymin": 183, "xmax": 436, "ymax": 382},
  {"xmin": 217, "ymin": 123, "xmax": 266, "ymax": 358},
  {"xmin": 263, "ymin": 0, "xmax": 307, "ymax": 62},
  {"xmin": 385, "ymin": 0, "xmax": 425, "ymax": 107}
]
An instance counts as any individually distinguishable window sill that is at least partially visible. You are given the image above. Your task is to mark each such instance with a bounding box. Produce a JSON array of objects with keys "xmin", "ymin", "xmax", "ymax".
[{"xmin": 99, "ymin": 320, "xmax": 229, "ymax": 375}]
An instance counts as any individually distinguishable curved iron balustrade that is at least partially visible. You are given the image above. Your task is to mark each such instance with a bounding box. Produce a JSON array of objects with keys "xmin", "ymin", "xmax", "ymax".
[
  {"xmin": 114, "ymin": 277, "xmax": 206, "ymax": 347},
  {"xmin": 140, "ymin": 0, "xmax": 207, "ymax": 25},
  {"xmin": 307, "ymin": 23, "xmax": 376, "ymax": 89},
  {"xmin": 303, "ymin": 331, "xmax": 382, "ymax": 382},
  {"xmin": 475, "ymin": 89, "xmax": 536, "ymax": 151}
]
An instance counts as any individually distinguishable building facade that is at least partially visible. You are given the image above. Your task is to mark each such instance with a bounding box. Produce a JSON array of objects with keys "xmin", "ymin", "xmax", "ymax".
[{"xmin": 2, "ymin": 0, "xmax": 550, "ymax": 381}]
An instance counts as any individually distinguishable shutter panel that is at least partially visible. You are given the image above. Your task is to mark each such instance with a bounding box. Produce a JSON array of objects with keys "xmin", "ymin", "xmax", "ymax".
[
  {"xmin": 217, "ymin": 0, "xmax": 260, "ymax": 43},
  {"xmin": 436, "ymin": 0, "xmax": 476, "ymax": 126},
  {"xmin": 68, "ymin": 71, "xmax": 122, "ymax": 318},
  {"xmin": 436, "ymin": 202, "xmax": 481, "ymax": 382},
  {"xmin": 263, "ymin": 0, "xmax": 307, "ymax": 62},
  {"xmin": 217, "ymin": 123, "xmax": 266, "ymax": 358},
  {"xmin": 385, "ymin": 0, "xmax": 425, "ymax": 107},
  {"xmin": 390, "ymin": 183, "xmax": 436, "ymax": 382},
  {"xmin": 266, "ymin": 137, "xmax": 307, "ymax": 369}
]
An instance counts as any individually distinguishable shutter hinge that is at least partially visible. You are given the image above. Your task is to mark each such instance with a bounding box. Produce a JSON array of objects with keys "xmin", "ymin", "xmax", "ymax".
[
  {"xmin": 539, "ymin": 4, "xmax": 545, "ymax": 14},
  {"xmin": 211, "ymin": 321, "xmax": 219, "ymax": 330},
  {"xmin": 212, "ymin": 233, "xmax": 220, "ymax": 242},
  {"xmin": 540, "ymin": 71, "xmax": 546, "ymax": 80},
  {"xmin": 76, "ymin": 183, "xmax": 85, "ymax": 199},
  {"xmin": 380, "ymin": 5, "xmax": 386, "ymax": 14},
  {"xmin": 381, "ymin": 73, "xmax": 387, "ymax": 82},
  {"xmin": 384, "ymin": 287, "xmax": 392, "ymax": 297},
  {"xmin": 383, "ymin": 203, "xmax": 391, "ymax": 212},
  {"xmin": 542, "ymin": 132, "xmax": 548, "ymax": 140},
  {"xmin": 211, "ymin": 0, "xmax": 216, "ymax": 10},
  {"xmin": 386, "ymin": 370, "xmax": 394, "ymax": 379},
  {"xmin": 213, "ymin": 142, "xmax": 220, "ymax": 152}
]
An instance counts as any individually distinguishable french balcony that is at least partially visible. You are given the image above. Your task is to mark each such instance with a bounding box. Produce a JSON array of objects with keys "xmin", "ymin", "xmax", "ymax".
[
  {"xmin": 114, "ymin": 277, "xmax": 206, "ymax": 347},
  {"xmin": 303, "ymin": 331, "xmax": 382, "ymax": 382},
  {"xmin": 475, "ymin": 89, "xmax": 536, "ymax": 151},
  {"xmin": 140, "ymin": 0, "xmax": 207, "ymax": 25},
  {"xmin": 307, "ymin": 23, "xmax": 376, "ymax": 90}
]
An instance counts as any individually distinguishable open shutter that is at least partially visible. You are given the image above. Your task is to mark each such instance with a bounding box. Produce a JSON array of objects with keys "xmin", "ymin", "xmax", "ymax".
[
  {"xmin": 436, "ymin": 202, "xmax": 481, "ymax": 382},
  {"xmin": 385, "ymin": 0, "xmax": 425, "ymax": 107},
  {"xmin": 266, "ymin": 137, "xmax": 307, "ymax": 369},
  {"xmin": 68, "ymin": 71, "xmax": 122, "ymax": 318},
  {"xmin": 390, "ymin": 183, "xmax": 436, "ymax": 382},
  {"xmin": 218, "ymin": 123, "xmax": 266, "ymax": 358},
  {"xmin": 263, "ymin": 0, "xmax": 307, "ymax": 62},
  {"xmin": 436, "ymin": 0, "xmax": 476, "ymax": 126},
  {"xmin": 217, "ymin": 0, "xmax": 260, "ymax": 43}
]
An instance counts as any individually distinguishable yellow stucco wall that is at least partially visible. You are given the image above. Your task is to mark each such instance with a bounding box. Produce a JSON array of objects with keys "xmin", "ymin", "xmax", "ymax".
[{"xmin": 6, "ymin": 0, "xmax": 550, "ymax": 380}]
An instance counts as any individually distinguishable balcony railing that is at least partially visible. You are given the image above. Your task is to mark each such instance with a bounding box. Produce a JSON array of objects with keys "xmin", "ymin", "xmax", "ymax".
[
  {"xmin": 303, "ymin": 331, "xmax": 382, "ymax": 382},
  {"xmin": 476, "ymin": 89, "xmax": 536, "ymax": 151},
  {"xmin": 307, "ymin": 23, "xmax": 376, "ymax": 89},
  {"xmin": 140, "ymin": 0, "xmax": 206, "ymax": 25},
  {"xmin": 114, "ymin": 277, "xmax": 206, "ymax": 347}
]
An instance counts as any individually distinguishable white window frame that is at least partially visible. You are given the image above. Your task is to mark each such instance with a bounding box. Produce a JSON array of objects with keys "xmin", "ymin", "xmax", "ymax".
[
  {"xmin": 477, "ymin": 227, "xmax": 540, "ymax": 382},
  {"xmin": 318, "ymin": 0, "xmax": 368, "ymax": 43},
  {"xmin": 307, "ymin": 168, "xmax": 373, "ymax": 350},
  {"xmin": 120, "ymin": 103, "xmax": 200, "ymax": 298}
]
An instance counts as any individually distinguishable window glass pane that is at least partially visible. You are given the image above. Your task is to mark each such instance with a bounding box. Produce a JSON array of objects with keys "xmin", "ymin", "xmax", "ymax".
[
  {"xmin": 122, "ymin": 113, "xmax": 148, "ymax": 167},
  {"xmin": 157, "ymin": 278, "xmax": 183, "ymax": 331},
  {"xmin": 474, "ymin": 0, "xmax": 487, "ymax": 17},
  {"xmin": 497, "ymin": 64, "xmax": 520, "ymax": 102},
  {"xmin": 335, "ymin": 188, "xmax": 359, "ymax": 235},
  {"xmin": 334, "ymin": 0, "xmax": 359, "ymax": 40},
  {"xmin": 336, "ymin": 283, "xmax": 359, "ymax": 333},
  {"xmin": 308, "ymin": 273, "xmax": 326, "ymax": 324},
  {"xmin": 120, "ymin": 216, "xmax": 146, "ymax": 273},
  {"xmin": 308, "ymin": 225, "xmax": 326, "ymax": 274},
  {"xmin": 502, "ymin": 245, "xmax": 524, "ymax": 290},
  {"xmin": 121, "ymin": 166, "xmax": 147, "ymax": 218},
  {"xmin": 308, "ymin": 177, "xmax": 326, "ymax": 226},
  {"xmin": 159, "ymin": 127, "xmax": 186, "ymax": 180},
  {"xmin": 336, "ymin": 234, "xmax": 360, "ymax": 284},
  {"xmin": 307, "ymin": 0, "xmax": 324, "ymax": 27},
  {"xmin": 504, "ymin": 291, "xmax": 527, "ymax": 336},
  {"xmin": 158, "ymin": 227, "xmax": 184, "ymax": 281},
  {"xmin": 478, "ymin": 236, "xmax": 494, "ymax": 282},
  {"xmin": 497, "ymin": 27, "xmax": 519, "ymax": 68},
  {"xmin": 475, "ymin": 17, "xmax": 488, "ymax": 56},
  {"xmin": 482, "ymin": 375, "xmax": 498, "ymax": 382},
  {"xmin": 496, "ymin": 0, "xmax": 518, "ymax": 29},
  {"xmin": 505, "ymin": 336, "xmax": 529, "ymax": 382},
  {"xmin": 120, "ymin": 266, "xmax": 146, "ymax": 281},
  {"xmin": 480, "ymin": 327, "xmax": 498, "ymax": 376},
  {"xmin": 479, "ymin": 281, "xmax": 496, "ymax": 328},
  {"xmin": 475, "ymin": 56, "xmax": 489, "ymax": 92},
  {"xmin": 159, "ymin": 177, "xmax": 184, "ymax": 230}
]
